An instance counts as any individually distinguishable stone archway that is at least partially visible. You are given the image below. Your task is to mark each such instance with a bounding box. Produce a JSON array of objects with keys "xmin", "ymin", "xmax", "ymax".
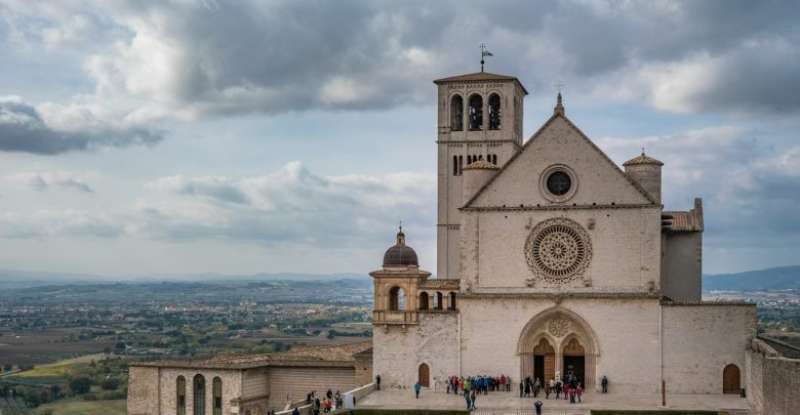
[{"xmin": 517, "ymin": 307, "xmax": 599, "ymax": 388}]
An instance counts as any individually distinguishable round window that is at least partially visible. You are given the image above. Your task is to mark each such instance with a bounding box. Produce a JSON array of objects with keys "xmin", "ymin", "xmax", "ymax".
[
  {"xmin": 539, "ymin": 165, "xmax": 578, "ymax": 203},
  {"xmin": 546, "ymin": 171, "xmax": 571, "ymax": 196}
]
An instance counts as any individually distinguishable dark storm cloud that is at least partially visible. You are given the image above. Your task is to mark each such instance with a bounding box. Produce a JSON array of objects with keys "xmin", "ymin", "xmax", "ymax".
[
  {"xmin": 0, "ymin": 99, "xmax": 162, "ymax": 155},
  {"xmin": 67, "ymin": 0, "xmax": 799, "ymax": 118}
]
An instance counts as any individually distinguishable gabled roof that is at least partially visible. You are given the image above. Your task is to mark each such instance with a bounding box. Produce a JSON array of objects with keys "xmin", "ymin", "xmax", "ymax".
[
  {"xmin": 433, "ymin": 72, "xmax": 528, "ymax": 94},
  {"xmin": 462, "ymin": 112, "xmax": 659, "ymax": 208}
]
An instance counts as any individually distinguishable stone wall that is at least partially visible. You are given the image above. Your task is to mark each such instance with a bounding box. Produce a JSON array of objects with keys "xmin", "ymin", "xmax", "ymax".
[
  {"xmin": 661, "ymin": 232, "xmax": 702, "ymax": 302},
  {"xmin": 372, "ymin": 312, "xmax": 459, "ymax": 389},
  {"xmin": 662, "ymin": 303, "xmax": 756, "ymax": 394},
  {"xmin": 746, "ymin": 338, "xmax": 800, "ymax": 415},
  {"xmin": 127, "ymin": 366, "xmax": 160, "ymax": 415},
  {"xmin": 461, "ymin": 207, "xmax": 661, "ymax": 291},
  {"xmin": 458, "ymin": 297, "xmax": 662, "ymax": 394},
  {"xmin": 152, "ymin": 368, "xmax": 242, "ymax": 415},
  {"xmin": 266, "ymin": 366, "xmax": 357, "ymax": 410}
]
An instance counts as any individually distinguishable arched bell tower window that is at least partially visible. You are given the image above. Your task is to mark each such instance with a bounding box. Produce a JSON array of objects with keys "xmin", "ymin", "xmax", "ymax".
[
  {"xmin": 389, "ymin": 286, "xmax": 406, "ymax": 311},
  {"xmin": 450, "ymin": 95, "xmax": 464, "ymax": 131},
  {"xmin": 468, "ymin": 94, "xmax": 483, "ymax": 130},
  {"xmin": 488, "ymin": 93, "xmax": 501, "ymax": 130}
]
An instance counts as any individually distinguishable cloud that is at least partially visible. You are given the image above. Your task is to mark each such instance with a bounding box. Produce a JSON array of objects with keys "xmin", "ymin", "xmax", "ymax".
[
  {"xmin": 0, "ymin": 97, "xmax": 163, "ymax": 155},
  {"xmin": 142, "ymin": 161, "xmax": 435, "ymax": 246},
  {"xmin": 0, "ymin": 162, "xmax": 435, "ymax": 248},
  {"xmin": 5, "ymin": 171, "xmax": 95, "ymax": 193},
  {"xmin": 4, "ymin": 0, "xmax": 797, "ymax": 123}
]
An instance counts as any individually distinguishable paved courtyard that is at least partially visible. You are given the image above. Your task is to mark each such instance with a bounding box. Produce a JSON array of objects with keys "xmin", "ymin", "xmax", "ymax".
[{"xmin": 358, "ymin": 388, "xmax": 751, "ymax": 414}]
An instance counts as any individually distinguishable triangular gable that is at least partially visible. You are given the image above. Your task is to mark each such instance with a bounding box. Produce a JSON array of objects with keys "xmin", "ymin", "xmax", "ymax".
[{"xmin": 464, "ymin": 113, "xmax": 657, "ymax": 208}]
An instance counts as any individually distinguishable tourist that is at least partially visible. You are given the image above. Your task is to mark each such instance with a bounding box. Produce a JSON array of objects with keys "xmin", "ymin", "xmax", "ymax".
[
  {"xmin": 465, "ymin": 388, "xmax": 472, "ymax": 410},
  {"xmin": 376, "ymin": 375, "xmax": 381, "ymax": 391},
  {"xmin": 313, "ymin": 397, "xmax": 321, "ymax": 415},
  {"xmin": 524, "ymin": 380, "xmax": 530, "ymax": 397},
  {"xmin": 601, "ymin": 375, "xmax": 608, "ymax": 393},
  {"xmin": 519, "ymin": 381, "xmax": 524, "ymax": 398},
  {"xmin": 576, "ymin": 383, "xmax": 583, "ymax": 403},
  {"xmin": 335, "ymin": 390, "xmax": 342, "ymax": 408},
  {"xmin": 555, "ymin": 380, "xmax": 561, "ymax": 400},
  {"xmin": 414, "ymin": 382, "xmax": 421, "ymax": 399},
  {"xmin": 569, "ymin": 384, "xmax": 576, "ymax": 404},
  {"xmin": 544, "ymin": 381, "xmax": 550, "ymax": 399},
  {"xmin": 292, "ymin": 408, "xmax": 300, "ymax": 415},
  {"xmin": 470, "ymin": 389, "xmax": 477, "ymax": 410},
  {"xmin": 534, "ymin": 399, "xmax": 543, "ymax": 415}
]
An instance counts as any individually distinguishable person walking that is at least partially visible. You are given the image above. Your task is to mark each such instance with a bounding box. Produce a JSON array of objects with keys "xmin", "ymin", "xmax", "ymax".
[
  {"xmin": 470, "ymin": 389, "xmax": 477, "ymax": 410},
  {"xmin": 601, "ymin": 375, "xmax": 609, "ymax": 393},
  {"xmin": 534, "ymin": 400, "xmax": 543, "ymax": 415},
  {"xmin": 524, "ymin": 380, "xmax": 530, "ymax": 398},
  {"xmin": 376, "ymin": 375, "xmax": 381, "ymax": 391},
  {"xmin": 544, "ymin": 382, "xmax": 550, "ymax": 400},
  {"xmin": 519, "ymin": 381, "xmax": 524, "ymax": 398},
  {"xmin": 576, "ymin": 383, "xmax": 583, "ymax": 403},
  {"xmin": 414, "ymin": 382, "xmax": 421, "ymax": 399},
  {"xmin": 465, "ymin": 388, "xmax": 472, "ymax": 410}
]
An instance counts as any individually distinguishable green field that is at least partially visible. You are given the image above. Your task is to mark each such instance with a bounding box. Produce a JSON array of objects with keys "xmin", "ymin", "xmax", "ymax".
[{"xmin": 35, "ymin": 398, "xmax": 126, "ymax": 415}]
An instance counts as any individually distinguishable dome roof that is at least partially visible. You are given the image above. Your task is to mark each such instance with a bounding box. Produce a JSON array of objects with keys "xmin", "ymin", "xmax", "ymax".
[
  {"xmin": 623, "ymin": 151, "xmax": 664, "ymax": 167},
  {"xmin": 382, "ymin": 227, "xmax": 419, "ymax": 268}
]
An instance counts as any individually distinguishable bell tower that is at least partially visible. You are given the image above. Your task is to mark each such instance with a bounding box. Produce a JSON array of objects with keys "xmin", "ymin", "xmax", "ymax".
[{"xmin": 433, "ymin": 71, "xmax": 528, "ymax": 279}]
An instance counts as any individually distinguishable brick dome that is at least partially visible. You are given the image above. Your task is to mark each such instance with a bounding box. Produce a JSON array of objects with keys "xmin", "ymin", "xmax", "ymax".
[{"xmin": 382, "ymin": 228, "xmax": 418, "ymax": 267}]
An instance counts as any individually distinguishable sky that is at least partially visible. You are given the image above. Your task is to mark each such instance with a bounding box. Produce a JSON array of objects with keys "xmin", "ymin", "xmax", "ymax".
[{"xmin": 0, "ymin": 0, "xmax": 798, "ymax": 277}]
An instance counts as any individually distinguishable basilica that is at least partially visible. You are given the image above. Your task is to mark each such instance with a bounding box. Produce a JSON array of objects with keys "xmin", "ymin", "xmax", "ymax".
[{"xmin": 369, "ymin": 70, "xmax": 757, "ymax": 396}]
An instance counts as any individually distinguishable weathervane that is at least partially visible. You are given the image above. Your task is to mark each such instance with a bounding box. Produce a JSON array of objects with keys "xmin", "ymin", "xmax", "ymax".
[{"xmin": 480, "ymin": 43, "xmax": 493, "ymax": 72}]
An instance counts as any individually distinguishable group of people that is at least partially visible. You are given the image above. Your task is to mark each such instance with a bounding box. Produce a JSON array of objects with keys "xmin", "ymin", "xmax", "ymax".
[
  {"xmin": 520, "ymin": 373, "xmax": 585, "ymax": 404},
  {"xmin": 446, "ymin": 374, "xmax": 513, "ymax": 395},
  {"xmin": 304, "ymin": 389, "xmax": 343, "ymax": 414}
]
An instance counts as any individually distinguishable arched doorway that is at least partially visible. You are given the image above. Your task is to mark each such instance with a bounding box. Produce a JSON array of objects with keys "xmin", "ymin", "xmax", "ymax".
[
  {"xmin": 418, "ymin": 363, "xmax": 430, "ymax": 387},
  {"xmin": 517, "ymin": 307, "xmax": 599, "ymax": 388},
  {"xmin": 418, "ymin": 292, "xmax": 429, "ymax": 310},
  {"xmin": 562, "ymin": 338, "xmax": 585, "ymax": 385},
  {"xmin": 723, "ymin": 364, "xmax": 741, "ymax": 394},
  {"xmin": 533, "ymin": 338, "xmax": 555, "ymax": 383}
]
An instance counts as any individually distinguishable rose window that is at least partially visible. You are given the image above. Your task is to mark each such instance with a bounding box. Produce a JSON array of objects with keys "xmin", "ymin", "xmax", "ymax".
[{"xmin": 525, "ymin": 218, "xmax": 592, "ymax": 283}]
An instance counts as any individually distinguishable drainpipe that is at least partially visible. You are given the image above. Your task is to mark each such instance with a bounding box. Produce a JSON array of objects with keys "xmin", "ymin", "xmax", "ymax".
[{"xmin": 659, "ymin": 303, "xmax": 665, "ymax": 406}]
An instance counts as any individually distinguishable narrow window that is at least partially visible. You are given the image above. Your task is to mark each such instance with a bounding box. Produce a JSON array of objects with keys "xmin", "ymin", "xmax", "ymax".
[
  {"xmin": 177, "ymin": 376, "xmax": 186, "ymax": 415},
  {"xmin": 453, "ymin": 156, "xmax": 458, "ymax": 176},
  {"xmin": 478, "ymin": 155, "xmax": 483, "ymax": 161},
  {"xmin": 449, "ymin": 292, "xmax": 457, "ymax": 310},
  {"xmin": 435, "ymin": 292, "xmax": 443, "ymax": 310},
  {"xmin": 450, "ymin": 95, "xmax": 464, "ymax": 131},
  {"xmin": 193, "ymin": 375, "xmax": 206, "ymax": 415},
  {"xmin": 212, "ymin": 377, "xmax": 222, "ymax": 415},
  {"xmin": 419, "ymin": 292, "xmax": 429, "ymax": 310},
  {"xmin": 458, "ymin": 156, "xmax": 463, "ymax": 175},
  {"xmin": 468, "ymin": 94, "xmax": 483, "ymax": 130},
  {"xmin": 467, "ymin": 155, "xmax": 472, "ymax": 164},
  {"xmin": 488, "ymin": 94, "xmax": 501, "ymax": 130}
]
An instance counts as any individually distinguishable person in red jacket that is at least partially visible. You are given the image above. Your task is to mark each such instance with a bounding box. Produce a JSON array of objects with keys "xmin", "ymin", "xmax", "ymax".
[{"xmin": 576, "ymin": 383, "xmax": 583, "ymax": 403}]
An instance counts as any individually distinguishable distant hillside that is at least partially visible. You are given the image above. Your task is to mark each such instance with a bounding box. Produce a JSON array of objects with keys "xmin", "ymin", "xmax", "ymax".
[
  {"xmin": 0, "ymin": 268, "xmax": 367, "ymax": 289},
  {"xmin": 704, "ymin": 266, "xmax": 800, "ymax": 291}
]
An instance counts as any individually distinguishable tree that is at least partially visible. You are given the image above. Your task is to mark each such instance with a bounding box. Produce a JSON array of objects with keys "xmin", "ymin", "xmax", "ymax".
[
  {"xmin": 2, "ymin": 363, "xmax": 11, "ymax": 372},
  {"xmin": 69, "ymin": 377, "xmax": 92, "ymax": 395},
  {"xmin": 101, "ymin": 378, "xmax": 120, "ymax": 391}
]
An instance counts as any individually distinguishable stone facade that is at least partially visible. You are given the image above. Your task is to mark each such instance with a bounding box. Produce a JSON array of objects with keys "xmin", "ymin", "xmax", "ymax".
[
  {"xmin": 127, "ymin": 342, "xmax": 372, "ymax": 415},
  {"xmin": 370, "ymin": 70, "xmax": 758, "ymax": 406},
  {"xmin": 746, "ymin": 337, "xmax": 800, "ymax": 415}
]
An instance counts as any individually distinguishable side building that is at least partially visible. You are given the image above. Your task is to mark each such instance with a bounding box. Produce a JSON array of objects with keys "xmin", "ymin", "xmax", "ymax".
[{"xmin": 127, "ymin": 341, "xmax": 372, "ymax": 415}]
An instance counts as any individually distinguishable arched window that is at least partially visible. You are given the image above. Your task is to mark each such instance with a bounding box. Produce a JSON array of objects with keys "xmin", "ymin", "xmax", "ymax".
[
  {"xmin": 453, "ymin": 155, "xmax": 458, "ymax": 176},
  {"xmin": 212, "ymin": 377, "xmax": 222, "ymax": 415},
  {"xmin": 468, "ymin": 94, "xmax": 483, "ymax": 130},
  {"xmin": 193, "ymin": 375, "xmax": 206, "ymax": 415},
  {"xmin": 449, "ymin": 292, "xmax": 457, "ymax": 310},
  {"xmin": 389, "ymin": 286, "xmax": 405, "ymax": 311},
  {"xmin": 435, "ymin": 292, "xmax": 443, "ymax": 310},
  {"xmin": 723, "ymin": 364, "xmax": 741, "ymax": 394},
  {"xmin": 450, "ymin": 95, "xmax": 464, "ymax": 131},
  {"xmin": 488, "ymin": 93, "xmax": 501, "ymax": 130},
  {"xmin": 458, "ymin": 156, "xmax": 463, "ymax": 175},
  {"xmin": 177, "ymin": 376, "xmax": 186, "ymax": 415},
  {"xmin": 419, "ymin": 292, "xmax": 429, "ymax": 310}
]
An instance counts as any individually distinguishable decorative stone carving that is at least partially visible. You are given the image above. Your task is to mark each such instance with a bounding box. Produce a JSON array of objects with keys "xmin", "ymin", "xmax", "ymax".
[
  {"xmin": 547, "ymin": 318, "xmax": 570, "ymax": 337},
  {"xmin": 524, "ymin": 217, "xmax": 592, "ymax": 285}
]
